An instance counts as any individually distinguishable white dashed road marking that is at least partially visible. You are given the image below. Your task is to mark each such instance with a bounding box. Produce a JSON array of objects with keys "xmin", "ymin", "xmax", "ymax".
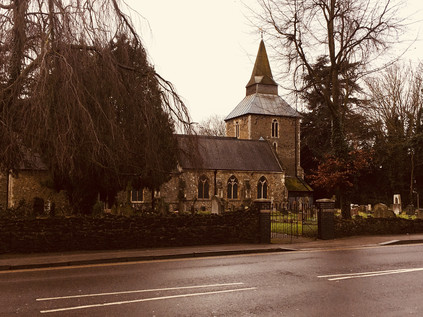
[
  {"xmin": 37, "ymin": 282, "xmax": 245, "ymax": 301},
  {"xmin": 39, "ymin": 287, "xmax": 257, "ymax": 313},
  {"xmin": 318, "ymin": 267, "xmax": 423, "ymax": 281}
]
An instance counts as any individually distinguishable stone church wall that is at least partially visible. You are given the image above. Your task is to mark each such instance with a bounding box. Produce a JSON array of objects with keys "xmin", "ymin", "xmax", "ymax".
[
  {"xmin": 133, "ymin": 169, "xmax": 287, "ymax": 213},
  {"xmin": 225, "ymin": 116, "xmax": 250, "ymax": 139},
  {"xmin": 226, "ymin": 115, "xmax": 301, "ymax": 177},
  {"xmin": 249, "ymin": 115, "xmax": 300, "ymax": 177},
  {"xmin": 7, "ymin": 170, "xmax": 69, "ymax": 212}
]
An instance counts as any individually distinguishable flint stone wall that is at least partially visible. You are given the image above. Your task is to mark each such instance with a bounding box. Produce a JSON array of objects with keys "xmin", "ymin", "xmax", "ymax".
[{"xmin": 0, "ymin": 211, "xmax": 261, "ymax": 253}]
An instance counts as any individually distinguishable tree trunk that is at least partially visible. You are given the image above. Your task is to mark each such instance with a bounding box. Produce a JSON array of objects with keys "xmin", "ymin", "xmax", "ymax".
[
  {"xmin": 340, "ymin": 193, "xmax": 351, "ymax": 219},
  {"xmin": 331, "ymin": 112, "xmax": 349, "ymax": 158}
]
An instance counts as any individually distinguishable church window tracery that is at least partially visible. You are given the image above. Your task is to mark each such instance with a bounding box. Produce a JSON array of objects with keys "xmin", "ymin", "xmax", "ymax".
[
  {"xmin": 227, "ymin": 175, "xmax": 238, "ymax": 199},
  {"xmin": 257, "ymin": 176, "xmax": 268, "ymax": 199},
  {"xmin": 198, "ymin": 175, "xmax": 210, "ymax": 199}
]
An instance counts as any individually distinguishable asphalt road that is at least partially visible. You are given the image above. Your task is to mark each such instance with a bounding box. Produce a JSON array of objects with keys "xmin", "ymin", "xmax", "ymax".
[{"xmin": 1, "ymin": 243, "xmax": 423, "ymax": 316}]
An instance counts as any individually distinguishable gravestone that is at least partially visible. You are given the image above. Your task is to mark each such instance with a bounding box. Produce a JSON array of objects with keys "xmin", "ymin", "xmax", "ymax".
[
  {"xmin": 211, "ymin": 196, "xmax": 224, "ymax": 214},
  {"xmin": 392, "ymin": 194, "xmax": 402, "ymax": 215},
  {"xmin": 404, "ymin": 204, "xmax": 416, "ymax": 216},
  {"xmin": 373, "ymin": 203, "xmax": 396, "ymax": 218}
]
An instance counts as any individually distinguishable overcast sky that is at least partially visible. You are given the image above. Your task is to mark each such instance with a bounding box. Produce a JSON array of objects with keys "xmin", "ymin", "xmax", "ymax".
[{"xmin": 126, "ymin": 0, "xmax": 423, "ymax": 124}]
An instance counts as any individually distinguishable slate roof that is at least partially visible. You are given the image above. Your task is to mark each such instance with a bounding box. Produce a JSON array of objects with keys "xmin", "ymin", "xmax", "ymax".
[
  {"xmin": 285, "ymin": 176, "xmax": 313, "ymax": 192},
  {"xmin": 176, "ymin": 135, "xmax": 283, "ymax": 172},
  {"xmin": 225, "ymin": 93, "xmax": 301, "ymax": 121}
]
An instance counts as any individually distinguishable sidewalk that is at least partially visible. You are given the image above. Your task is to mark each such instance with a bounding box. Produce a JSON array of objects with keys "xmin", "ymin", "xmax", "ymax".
[{"xmin": 1, "ymin": 233, "xmax": 423, "ymax": 271}]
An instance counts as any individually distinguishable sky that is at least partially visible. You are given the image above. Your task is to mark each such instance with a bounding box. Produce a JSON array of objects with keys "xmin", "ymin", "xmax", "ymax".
[{"xmin": 126, "ymin": 0, "xmax": 423, "ymax": 124}]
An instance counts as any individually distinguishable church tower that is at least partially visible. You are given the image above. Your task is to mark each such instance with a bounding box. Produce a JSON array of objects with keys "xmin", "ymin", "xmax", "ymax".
[{"xmin": 225, "ymin": 40, "xmax": 303, "ymax": 178}]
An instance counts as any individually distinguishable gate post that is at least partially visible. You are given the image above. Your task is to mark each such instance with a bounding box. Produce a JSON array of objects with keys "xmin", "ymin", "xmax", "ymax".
[
  {"xmin": 316, "ymin": 199, "xmax": 335, "ymax": 240},
  {"xmin": 253, "ymin": 200, "xmax": 271, "ymax": 244}
]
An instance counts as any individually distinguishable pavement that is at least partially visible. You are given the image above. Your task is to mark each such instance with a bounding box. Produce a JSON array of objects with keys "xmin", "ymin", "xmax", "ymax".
[{"xmin": 1, "ymin": 233, "xmax": 423, "ymax": 271}]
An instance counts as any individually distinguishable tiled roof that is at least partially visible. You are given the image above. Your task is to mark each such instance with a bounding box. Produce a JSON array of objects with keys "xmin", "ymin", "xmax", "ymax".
[
  {"xmin": 225, "ymin": 93, "xmax": 301, "ymax": 121},
  {"xmin": 176, "ymin": 135, "xmax": 283, "ymax": 173}
]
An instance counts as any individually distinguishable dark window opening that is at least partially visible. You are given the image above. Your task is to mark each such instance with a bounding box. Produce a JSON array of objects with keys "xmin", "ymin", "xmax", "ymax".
[
  {"xmin": 131, "ymin": 189, "xmax": 143, "ymax": 202},
  {"xmin": 272, "ymin": 119, "xmax": 279, "ymax": 138}
]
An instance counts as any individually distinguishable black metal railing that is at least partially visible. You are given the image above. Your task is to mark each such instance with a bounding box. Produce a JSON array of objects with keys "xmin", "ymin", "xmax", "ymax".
[{"xmin": 270, "ymin": 205, "xmax": 318, "ymax": 240}]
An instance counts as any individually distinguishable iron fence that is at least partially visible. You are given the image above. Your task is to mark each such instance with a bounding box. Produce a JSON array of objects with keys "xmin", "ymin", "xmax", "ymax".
[{"xmin": 271, "ymin": 205, "xmax": 318, "ymax": 241}]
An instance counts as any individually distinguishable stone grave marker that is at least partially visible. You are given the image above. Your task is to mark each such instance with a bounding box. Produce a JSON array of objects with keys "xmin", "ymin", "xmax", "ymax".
[{"xmin": 373, "ymin": 203, "xmax": 396, "ymax": 218}]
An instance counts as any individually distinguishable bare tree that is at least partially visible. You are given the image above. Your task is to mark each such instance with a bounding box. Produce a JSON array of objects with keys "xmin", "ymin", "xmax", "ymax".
[
  {"xmin": 195, "ymin": 115, "xmax": 226, "ymax": 137},
  {"xmin": 0, "ymin": 1, "xmax": 191, "ymax": 213},
  {"xmin": 254, "ymin": 0, "xmax": 404, "ymax": 157},
  {"xmin": 254, "ymin": 0, "xmax": 404, "ymax": 217},
  {"xmin": 366, "ymin": 63, "xmax": 423, "ymax": 206}
]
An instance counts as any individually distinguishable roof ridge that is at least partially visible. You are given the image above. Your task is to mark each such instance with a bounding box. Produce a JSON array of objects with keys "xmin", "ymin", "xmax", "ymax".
[{"xmin": 176, "ymin": 134, "xmax": 269, "ymax": 143}]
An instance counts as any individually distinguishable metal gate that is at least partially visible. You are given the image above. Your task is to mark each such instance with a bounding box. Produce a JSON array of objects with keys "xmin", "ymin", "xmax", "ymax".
[{"xmin": 271, "ymin": 205, "xmax": 318, "ymax": 242}]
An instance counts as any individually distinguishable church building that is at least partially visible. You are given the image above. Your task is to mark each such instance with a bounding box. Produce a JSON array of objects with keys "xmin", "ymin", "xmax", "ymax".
[
  {"xmin": 224, "ymin": 40, "xmax": 313, "ymax": 208},
  {"xmin": 130, "ymin": 40, "xmax": 313, "ymax": 213}
]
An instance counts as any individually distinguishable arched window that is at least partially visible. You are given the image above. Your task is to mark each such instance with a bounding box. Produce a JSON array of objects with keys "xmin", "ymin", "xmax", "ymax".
[
  {"xmin": 227, "ymin": 175, "xmax": 238, "ymax": 199},
  {"xmin": 235, "ymin": 121, "xmax": 240, "ymax": 138},
  {"xmin": 257, "ymin": 176, "xmax": 268, "ymax": 199},
  {"xmin": 271, "ymin": 119, "xmax": 278, "ymax": 138},
  {"xmin": 273, "ymin": 142, "xmax": 277, "ymax": 152},
  {"xmin": 198, "ymin": 175, "xmax": 210, "ymax": 199}
]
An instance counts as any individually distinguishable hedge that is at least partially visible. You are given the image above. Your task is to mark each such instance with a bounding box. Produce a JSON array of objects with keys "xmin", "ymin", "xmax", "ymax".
[{"xmin": 334, "ymin": 217, "xmax": 423, "ymax": 238}]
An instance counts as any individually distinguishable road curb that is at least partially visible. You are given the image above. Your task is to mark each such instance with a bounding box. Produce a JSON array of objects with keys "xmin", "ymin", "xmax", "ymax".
[
  {"xmin": 0, "ymin": 247, "xmax": 296, "ymax": 272},
  {"xmin": 379, "ymin": 239, "xmax": 423, "ymax": 246}
]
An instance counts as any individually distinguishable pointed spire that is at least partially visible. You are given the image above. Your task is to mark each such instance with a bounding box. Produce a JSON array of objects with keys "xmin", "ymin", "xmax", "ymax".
[{"xmin": 246, "ymin": 40, "xmax": 278, "ymax": 96}]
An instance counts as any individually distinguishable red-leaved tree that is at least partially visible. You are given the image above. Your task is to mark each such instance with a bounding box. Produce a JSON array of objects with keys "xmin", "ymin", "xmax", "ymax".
[{"xmin": 309, "ymin": 149, "xmax": 373, "ymax": 218}]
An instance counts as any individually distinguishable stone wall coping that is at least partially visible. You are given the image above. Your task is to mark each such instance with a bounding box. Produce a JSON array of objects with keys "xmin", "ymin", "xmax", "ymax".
[
  {"xmin": 260, "ymin": 209, "xmax": 271, "ymax": 213},
  {"xmin": 316, "ymin": 198, "xmax": 335, "ymax": 203}
]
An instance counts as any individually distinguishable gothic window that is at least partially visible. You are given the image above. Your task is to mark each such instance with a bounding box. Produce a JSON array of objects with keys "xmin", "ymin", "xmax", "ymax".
[
  {"xmin": 198, "ymin": 175, "xmax": 210, "ymax": 199},
  {"xmin": 271, "ymin": 119, "xmax": 279, "ymax": 138},
  {"xmin": 131, "ymin": 189, "xmax": 144, "ymax": 203},
  {"xmin": 235, "ymin": 121, "xmax": 240, "ymax": 138},
  {"xmin": 227, "ymin": 175, "xmax": 238, "ymax": 199},
  {"xmin": 257, "ymin": 176, "xmax": 268, "ymax": 199}
]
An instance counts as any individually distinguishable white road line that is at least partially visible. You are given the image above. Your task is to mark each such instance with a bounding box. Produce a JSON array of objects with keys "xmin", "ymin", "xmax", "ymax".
[
  {"xmin": 39, "ymin": 287, "xmax": 257, "ymax": 314},
  {"xmin": 318, "ymin": 268, "xmax": 413, "ymax": 278},
  {"xmin": 36, "ymin": 282, "xmax": 244, "ymax": 301},
  {"xmin": 318, "ymin": 267, "xmax": 423, "ymax": 281}
]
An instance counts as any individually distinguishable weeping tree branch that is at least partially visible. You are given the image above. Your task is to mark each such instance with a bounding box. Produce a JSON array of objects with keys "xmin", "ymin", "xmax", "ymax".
[{"xmin": 0, "ymin": 0, "xmax": 191, "ymax": 213}]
